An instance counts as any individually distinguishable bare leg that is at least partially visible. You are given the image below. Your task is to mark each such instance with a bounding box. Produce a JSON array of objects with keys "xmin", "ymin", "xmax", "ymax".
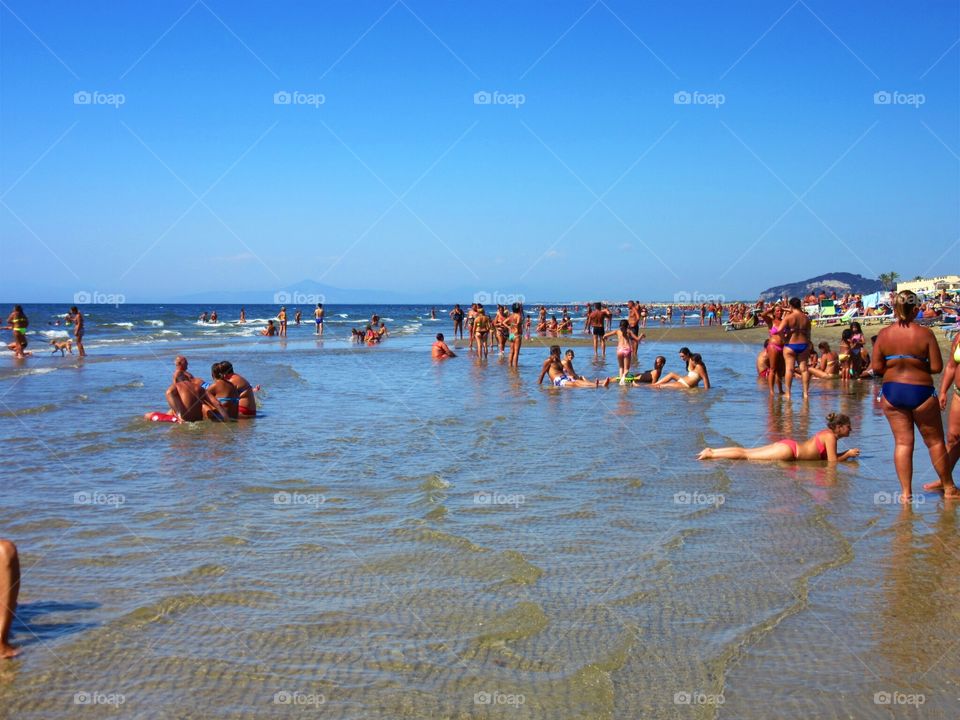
[
  {"xmin": 913, "ymin": 396, "xmax": 959, "ymax": 497},
  {"xmin": 782, "ymin": 347, "xmax": 796, "ymax": 399},
  {"xmin": 881, "ymin": 400, "xmax": 916, "ymax": 499},
  {"xmin": 0, "ymin": 540, "xmax": 20, "ymax": 658},
  {"xmin": 699, "ymin": 443, "xmax": 794, "ymax": 461}
]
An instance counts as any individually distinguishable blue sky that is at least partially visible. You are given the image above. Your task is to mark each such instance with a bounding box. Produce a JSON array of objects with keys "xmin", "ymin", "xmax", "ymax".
[{"xmin": 1, "ymin": 0, "xmax": 957, "ymax": 302}]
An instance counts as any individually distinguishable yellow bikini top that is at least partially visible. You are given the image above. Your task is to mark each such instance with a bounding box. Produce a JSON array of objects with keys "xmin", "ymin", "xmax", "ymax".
[{"xmin": 954, "ymin": 342, "xmax": 960, "ymax": 364}]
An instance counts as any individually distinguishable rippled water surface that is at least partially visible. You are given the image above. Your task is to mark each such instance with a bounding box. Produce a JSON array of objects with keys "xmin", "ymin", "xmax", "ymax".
[{"xmin": 0, "ymin": 306, "xmax": 957, "ymax": 718}]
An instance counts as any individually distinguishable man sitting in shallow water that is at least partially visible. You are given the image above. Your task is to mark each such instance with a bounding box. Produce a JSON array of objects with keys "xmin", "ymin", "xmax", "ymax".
[{"xmin": 538, "ymin": 346, "xmax": 610, "ymax": 388}]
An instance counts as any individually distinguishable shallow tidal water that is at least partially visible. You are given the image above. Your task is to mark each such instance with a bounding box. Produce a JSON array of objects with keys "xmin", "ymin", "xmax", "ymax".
[{"xmin": 0, "ymin": 308, "xmax": 958, "ymax": 718}]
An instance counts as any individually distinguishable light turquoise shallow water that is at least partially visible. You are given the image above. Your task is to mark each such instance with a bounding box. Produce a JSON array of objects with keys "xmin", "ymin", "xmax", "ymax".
[{"xmin": 0, "ymin": 322, "xmax": 958, "ymax": 718}]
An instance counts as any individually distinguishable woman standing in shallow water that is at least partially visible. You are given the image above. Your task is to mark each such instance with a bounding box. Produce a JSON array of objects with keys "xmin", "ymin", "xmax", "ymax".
[
  {"xmin": 507, "ymin": 303, "xmax": 524, "ymax": 368},
  {"xmin": 872, "ymin": 291, "xmax": 959, "ymax": 500}
]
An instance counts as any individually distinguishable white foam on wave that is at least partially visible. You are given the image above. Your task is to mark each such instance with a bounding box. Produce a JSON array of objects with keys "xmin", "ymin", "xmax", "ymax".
[
  {"xmin": 144, "ymin": 319, "xmax": 164, "ymax": 326},
  {"xmin": 39, "ymin": 330, "xmax": 70, "ymax": 339},
  {"xmin": 105, "ymin": 322, "xmax": 135, "ymax": 328}
]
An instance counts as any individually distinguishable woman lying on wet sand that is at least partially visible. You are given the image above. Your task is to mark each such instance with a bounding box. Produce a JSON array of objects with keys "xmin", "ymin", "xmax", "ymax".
[{"xmin": 698, "ymin": 413, "xmax": 859, "ymax": 462}]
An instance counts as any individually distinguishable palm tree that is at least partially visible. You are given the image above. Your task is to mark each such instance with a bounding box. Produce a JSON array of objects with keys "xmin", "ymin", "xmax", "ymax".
[{"xmin": 878, "ymin": 272, "xmax": 900, "ymax": 291}]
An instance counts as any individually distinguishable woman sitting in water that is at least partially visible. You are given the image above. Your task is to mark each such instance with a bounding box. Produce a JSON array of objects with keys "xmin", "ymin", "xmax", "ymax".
[
  {"xmin": 207, "ymin": 362, "xmax": 240, "ymax": 420},
  {"xmin": 218, "ymin": 360, "xmax": 258, "ymax": 417},
  {"xmin": 653, "ymin": 348, "xmax": 710, "ymax": 389},
  {"xmin": 699, "ymin": 413, "xmax": 859, "ymax": 462}
]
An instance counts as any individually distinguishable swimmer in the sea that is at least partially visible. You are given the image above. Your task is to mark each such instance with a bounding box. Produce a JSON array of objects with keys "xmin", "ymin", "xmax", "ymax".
[
  {"xmin": 699, "ymin": 413, "xmax": 859, "ymax": 462},
  {"xmin": 262, "ymin": 320, "xmax": 277, "ymax": 336},
  {"xmin": 0, "ymin": 538, "xmax": 19, "ymax": 658},
  {"xmin": 432, "ymin": 333, "xmax": 456, "ymax": 359}
]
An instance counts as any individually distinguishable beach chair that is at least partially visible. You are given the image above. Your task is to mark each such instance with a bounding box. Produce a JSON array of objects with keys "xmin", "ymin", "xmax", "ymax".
[
  {"xmin": 811, "ymin": 300, "xmax": 836, "ymax": 326},
  {"xmin": 815, "ymin": 305, "xmax": 856, "ymax": 327}
]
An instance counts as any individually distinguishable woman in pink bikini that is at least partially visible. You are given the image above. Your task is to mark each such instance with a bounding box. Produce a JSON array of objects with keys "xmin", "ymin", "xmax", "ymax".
[
  {"xmin": 698, "ymin": 413, "xmax": 859, "ymax": 462},
  {"xmin": 761, "ymin": 304, "xmax": 787, "ymax": 395},
  {"xmin": 604, "ymin": 320, "xmax": 643, "ymax": 385}
]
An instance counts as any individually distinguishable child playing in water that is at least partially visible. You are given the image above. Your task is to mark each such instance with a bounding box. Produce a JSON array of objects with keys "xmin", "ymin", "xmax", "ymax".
[{"xmin": 604, "ymin": 320, "xmax": 642, "ymax": 385}]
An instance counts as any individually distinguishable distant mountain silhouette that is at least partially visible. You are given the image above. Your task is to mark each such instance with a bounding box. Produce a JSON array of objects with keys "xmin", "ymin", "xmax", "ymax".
[{"xmin": 758, "ymin": 272, "xmax": 882, "ymax": 301}]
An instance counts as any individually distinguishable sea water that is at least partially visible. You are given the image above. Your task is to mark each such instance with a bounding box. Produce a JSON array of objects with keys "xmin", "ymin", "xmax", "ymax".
[{"xmin": 0, "ymin": 304, "xmax": 956, "ymax": 718}]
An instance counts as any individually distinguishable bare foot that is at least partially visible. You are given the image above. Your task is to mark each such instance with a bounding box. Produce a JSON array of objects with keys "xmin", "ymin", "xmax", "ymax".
[
  {"xmin": 698, "ymin": 448, "xmax": 713, "ymax": 460},
  {"xmin": 923, "ymin": 480, "xmax": 944, "ymax": 491},
  {"xmin": 602, "ymin": 378, "xmax": 611, "ymax": 388},
  {"xmin": 0, "ymin": 643, "xmax": 20, "ymax": 659},
  {"xmin": 899, "ymin": 492, "xmax": 913, "ymax": 505},
  {"xmin": 943, "ymin": 486, "xmax": 960, "ymax": 500}
]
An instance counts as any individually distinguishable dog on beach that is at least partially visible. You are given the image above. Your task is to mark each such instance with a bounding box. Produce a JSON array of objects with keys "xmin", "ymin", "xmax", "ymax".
[{"xmin": 49, "ymin": 339, "xmax": 73, "ymax": 356}]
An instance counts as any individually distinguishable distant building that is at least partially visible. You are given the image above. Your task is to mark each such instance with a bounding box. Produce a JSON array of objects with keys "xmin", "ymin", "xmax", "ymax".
[{"xmin": 896, "ymin": 275, "xmax": 960, "ymax": 295}]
